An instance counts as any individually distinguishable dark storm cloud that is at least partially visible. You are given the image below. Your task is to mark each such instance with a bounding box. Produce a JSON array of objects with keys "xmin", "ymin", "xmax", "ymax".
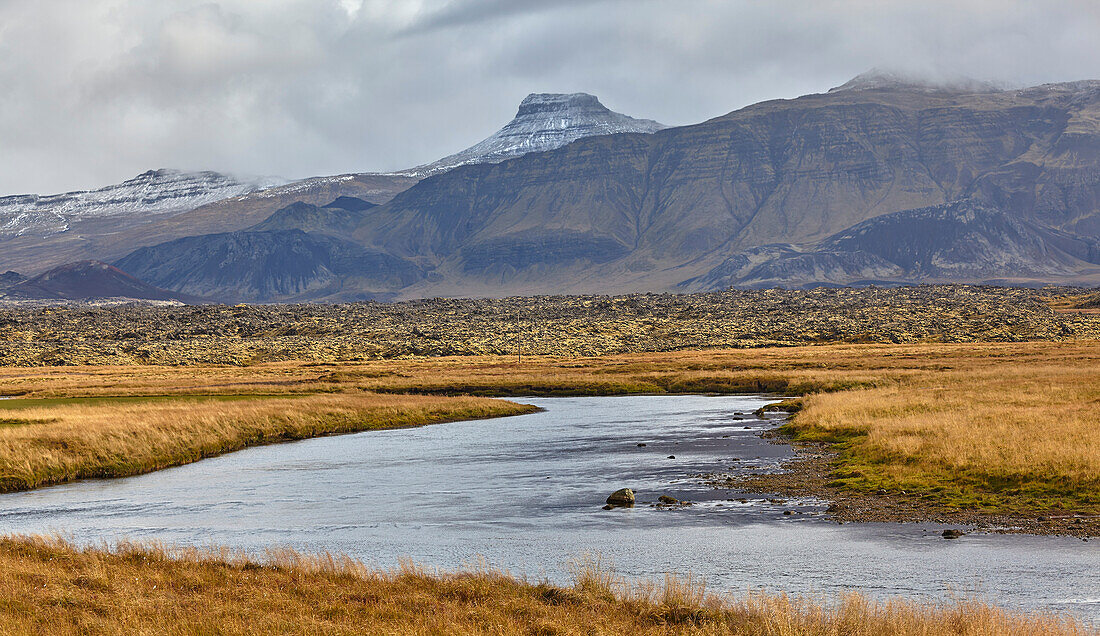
[{"xmin": 1, "ymin": 0, "xmax": 1099, "ymax": 195}]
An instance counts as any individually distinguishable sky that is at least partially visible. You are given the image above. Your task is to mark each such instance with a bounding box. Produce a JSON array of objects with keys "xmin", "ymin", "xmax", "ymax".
[{"xmin": 2, "ymin": 0, "xmax": 1100, "ymax": 195}]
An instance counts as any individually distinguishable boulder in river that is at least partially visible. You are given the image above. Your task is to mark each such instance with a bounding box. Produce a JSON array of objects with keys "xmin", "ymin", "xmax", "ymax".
[
  {"xmin": 605, "ymin": 488, "xmax": 635, "ymax": 507},
  {"xmin": 942, "ymin": 529, "xmax": 966, "ymax": 539},
  {"xmin": 657, "ymin": 495, "xmax": 679, "ymax": 505}
]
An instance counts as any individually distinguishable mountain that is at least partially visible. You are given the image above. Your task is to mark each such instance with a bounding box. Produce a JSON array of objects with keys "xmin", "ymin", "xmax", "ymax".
[
  {"xmin": 0, "ymin": 271, "xmax": 26, "ymax": 290},
  {"xmin": 396, "ymin": 92, "xmax": 667, "ymax": 178},
  {"xmin": 329, "ymin": 76, "xmax": 1100, "ymax": 298},
  {"xmin": 0, "ymin": 169, "xmax": 282, "ymax": 239},
  {"xmin": 0, "ymin": 94, "xmax": 662, "ymax": 276},
  {"xmin": 0, "ymin": 261, "xmax": 196, "ymax": 302},
  {"xmin": 114, "ymin": 212, "xmax": 424, "ymax": 303},
  {"xmin": 0, "ymin": 170, "xmax": 289, "ymax": 275}
]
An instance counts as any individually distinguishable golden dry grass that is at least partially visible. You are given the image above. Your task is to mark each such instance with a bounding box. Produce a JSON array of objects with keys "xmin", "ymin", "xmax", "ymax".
[
  {"xmin": 791, "ymin": 360, "xmax": 1100, "ymax": 512},
  {"xmin": 0, "ymin": 536, "xmax": 1089, "ymax": 636},
  {"xmin": 0, "ymin": 393, "xmax": 536, "ymax": 493},
  {"xmin": 0, "ymin": 340, "xmax": 1096, "ymax": 513}
]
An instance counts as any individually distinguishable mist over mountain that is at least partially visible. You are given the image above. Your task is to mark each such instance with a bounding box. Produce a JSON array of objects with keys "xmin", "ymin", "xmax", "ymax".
[{"xmin": 330, "ymin": 76, "xmax": 1100, "ymax": 299}]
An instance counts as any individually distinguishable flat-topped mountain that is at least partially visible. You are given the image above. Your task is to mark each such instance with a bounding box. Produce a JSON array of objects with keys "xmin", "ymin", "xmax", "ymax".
[
  {"xmin": 12, "ymin": 75, "xmax": 1100, "ymax": 302},
  {"xmin": 398, "ymin": 92, "xmax": 667, "ymax": 178}
]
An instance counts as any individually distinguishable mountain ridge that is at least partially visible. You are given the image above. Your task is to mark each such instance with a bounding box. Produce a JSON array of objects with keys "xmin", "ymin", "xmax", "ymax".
[{"xmin": 0, "ymin": 93, "xmax": 664, "ymax": 275}]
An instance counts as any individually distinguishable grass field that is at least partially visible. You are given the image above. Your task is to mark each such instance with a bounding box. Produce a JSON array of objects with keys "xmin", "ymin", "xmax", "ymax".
[
  {"xmin": 0, "ymin": 536, "xmax": 1089, "ymax": 635},
  {"xmin": 0, "ymin": 340, "xmax": 1096, "ymax": 515}
]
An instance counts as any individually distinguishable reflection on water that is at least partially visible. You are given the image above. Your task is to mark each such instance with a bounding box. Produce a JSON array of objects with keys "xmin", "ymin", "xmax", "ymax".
[{"xmin": 0, "ymin": 395, "xmax": 1096, "ymax": 621}]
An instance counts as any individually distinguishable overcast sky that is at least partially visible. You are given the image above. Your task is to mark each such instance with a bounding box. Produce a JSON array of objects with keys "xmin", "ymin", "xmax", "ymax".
[{"xmin": 2, "ymin": 0, "xmax": 1099, "ymax": 195}]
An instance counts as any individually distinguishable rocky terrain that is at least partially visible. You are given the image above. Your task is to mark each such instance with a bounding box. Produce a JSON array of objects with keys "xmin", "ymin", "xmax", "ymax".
[{"xmin": 0, "ymin": 285, "xmax": 1095, "ymax": 366}]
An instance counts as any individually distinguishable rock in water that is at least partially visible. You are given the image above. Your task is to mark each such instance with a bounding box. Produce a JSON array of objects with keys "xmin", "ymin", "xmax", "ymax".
[
  {"xmin": 605, "ymin": 488, "xmax": 635, "ymax": 507},
  {"xmin": 942, "ymin": 529, "xmax": 966, "ymax": 539}
]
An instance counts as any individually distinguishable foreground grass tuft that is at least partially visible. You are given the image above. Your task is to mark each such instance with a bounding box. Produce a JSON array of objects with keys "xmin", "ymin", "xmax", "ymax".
[{"xmin": 0, "ymin": 536, "xmax": 1089, "ymax": 635}]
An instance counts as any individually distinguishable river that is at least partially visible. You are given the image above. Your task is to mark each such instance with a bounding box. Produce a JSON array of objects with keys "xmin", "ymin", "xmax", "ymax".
[{"xmin": 0, "ymin": 395, "xmax": 1095, "ymax": 620}]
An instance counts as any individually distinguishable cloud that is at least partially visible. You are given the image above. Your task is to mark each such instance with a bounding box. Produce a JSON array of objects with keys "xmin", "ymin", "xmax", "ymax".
[
  {"xmin": 0, "ymin": 0, "xmax": 1099, "ymax": 194},
  {"xmin": 399, "ymin": 0, "xmax": 617, "ymax": 35}
]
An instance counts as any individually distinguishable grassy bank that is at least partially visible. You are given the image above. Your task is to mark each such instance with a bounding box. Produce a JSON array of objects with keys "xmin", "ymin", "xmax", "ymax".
[
  {"xmin": 786, "ymin": 361, "xmax": 1100, "ymax": 515},
  {"xmin": 0, "ymin": 536, "xmax": 1089, "ymax": 635},
  {"xmin": 0, "ymin": 393, "xmax": 536, "ymax": 493}
]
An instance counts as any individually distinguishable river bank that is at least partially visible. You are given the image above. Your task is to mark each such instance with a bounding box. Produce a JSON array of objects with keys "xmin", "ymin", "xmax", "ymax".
[
  {"xmin": 706, "ymin": 430, "xmax": 1100, "ymax": 538},
  {"xmin": 0, "ymin": 535, "xmax": 1090, "ymax": 635}
]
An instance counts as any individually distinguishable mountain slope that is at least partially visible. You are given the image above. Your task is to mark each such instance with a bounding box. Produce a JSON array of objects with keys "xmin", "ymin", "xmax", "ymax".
[
  {"xmin": 0, "ymin": 169, "xmax": 282, "ymax": 239},
  {"xmin": 249, "ymin": 198, "xmax": 378, "ymax": 235},
  {"xmin": 0, "ymin": 261, "xmax": 196, "ymax": 302},
  {"xmin": 113, "ymin": 230, "xmax": 423, "ymax": 302},
  {"xmin": 685, "ymin": 199, "xmax": 1100, "ymax": 289}
]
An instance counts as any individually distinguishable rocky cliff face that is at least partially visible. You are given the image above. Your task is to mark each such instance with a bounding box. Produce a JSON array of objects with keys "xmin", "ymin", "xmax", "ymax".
[{"xmin": 687, "ymin": 200, "xmax": 1100, "ymax": 289}]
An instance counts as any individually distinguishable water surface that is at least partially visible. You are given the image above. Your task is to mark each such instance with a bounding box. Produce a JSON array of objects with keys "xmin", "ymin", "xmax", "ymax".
[{"xmin": 0, "ymin": 395, "xmax": 1096, "ymax": 620}]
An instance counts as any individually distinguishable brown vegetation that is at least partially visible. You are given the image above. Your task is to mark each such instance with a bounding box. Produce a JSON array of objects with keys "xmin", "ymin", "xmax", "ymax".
[
  {"xmin": 0, "ymin": 393, "xmax": 535, "ymax": 493},
  {"xmin": 0, "ymin": 536, "xmax": 1090, "ymax": 635}
]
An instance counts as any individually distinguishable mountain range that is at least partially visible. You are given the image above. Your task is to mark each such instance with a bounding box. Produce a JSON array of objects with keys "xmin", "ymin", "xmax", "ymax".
[{"xmin": 3, "ymin": 74, "xmax": 1100, "ymax": 302}]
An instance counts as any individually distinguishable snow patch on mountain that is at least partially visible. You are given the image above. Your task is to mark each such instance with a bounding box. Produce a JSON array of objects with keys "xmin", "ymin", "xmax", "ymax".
[
  {"xmin": 396, "ymin": 93, "xmax": 666, "ymax": 178},
  {"xmin": 0, "ymin": 169, "xmax": 285, "ymax": 238}
]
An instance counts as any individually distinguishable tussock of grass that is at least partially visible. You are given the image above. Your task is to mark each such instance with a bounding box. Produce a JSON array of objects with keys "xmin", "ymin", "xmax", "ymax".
[
  {"xmin": 0, "ymin": 536, "xmax": 1089, "ymax": 635},
  {"xmin": 0, "ymin": 393, "xmax": 536, "ymax": 493}
]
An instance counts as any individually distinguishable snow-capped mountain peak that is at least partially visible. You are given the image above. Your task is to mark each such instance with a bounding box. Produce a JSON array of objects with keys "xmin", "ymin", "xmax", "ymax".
[
  {"xmin": 0, "ymin": 169, "xmax": 285, "ymax": 238},
  {"xmin": 398, "ymin": 92, "xmax": 666, "ymax": 177}
]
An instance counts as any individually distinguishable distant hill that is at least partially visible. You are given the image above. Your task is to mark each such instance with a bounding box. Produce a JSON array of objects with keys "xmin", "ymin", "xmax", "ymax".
[
  {"xmin": 0, "ymin": 261, "xmax": 197, "ymax": 302},
  {"xmin": 113, "ymin": 228, "xmax": 423, "ymax": 303}
]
